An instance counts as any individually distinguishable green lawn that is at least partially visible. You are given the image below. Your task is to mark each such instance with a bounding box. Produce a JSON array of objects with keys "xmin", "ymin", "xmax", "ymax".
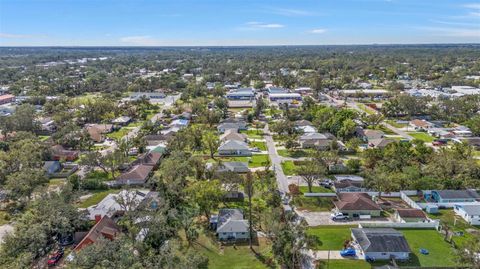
[
  {"xmin": 106, "ymin": 128, "xmax": 130, "ymax": 140},
  {"xmin": 249, "ymin": 141, "xmax": 267, "ymax": 151},
  {"xmin": 427, "ymin": 209, "xmax": 479, "ymax": 248},
  {"xmin": 400, "ymin": 229, "xmax": 458, "ymax": 267},
  {"xmin": 376, "ymin": 125, "xmax": 396, "ymax": 135},
  {"xmin": 317, "ymin": 259, "xmax": 372, "ymax": 269},
  {"xmin": 357, "ymin": 103, "xmax": 375, "ymax": 115},
  {"xmin": 281, "ymin": 161, "xmax": 297, "ymax": 176},
  {"xmin": 192, "ymin": 233, "xmax": 275, "ymax": 269},
  {"xmin": 0, "ymin": 211, "xmax": 11, "ymax": 225},
  {"xmin": 241, "ymin": 129, "xmax": 264, "ymax": 139},
  {"xmin": 39, "ymin": 135, "xmax": 50, "ymax": 141},
  {"xmin": 386, "ymin": 120, "xmax": 407, "ymax": 128},
  {"xmin": 78, "ymin": 189, "xmax": 120, "ymax": 208},
  {"xmin": 299, "ymin": 186, "xmax": 334, "ymax": 193},
  {"xmin": 291, "ymin": 196, "xmax": 334, "ymax": 212},
  {"xmin": 407, "ymin": 132, "xmax": 435, "ymax": 142},
  {"xmin": 277, "ymin": 149, "xmax": 313, "ymax": 158},
  {"xmin": 307, "ymin": 225, "xmax": 356, "ymax": 250},
  {"xmin": 215, "ymin": 154, "xmax": 270, "ymax": 168},
  {"xmin": 48, "ymin": 178, "xmax": 66, "ymax": 186}
]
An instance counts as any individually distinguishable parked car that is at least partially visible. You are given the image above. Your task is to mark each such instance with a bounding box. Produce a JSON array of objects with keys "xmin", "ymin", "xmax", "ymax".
[
  {"xmin": 250, "ymin": 147, "xmax": 260, "ymax": 152},
  {"xmin": 47, "ymin": 248, "xmax": 64, "ymax": 267},
  {"xmin": 331, "ymin": 212, "xmax": 349, "ymax": 221},
  {"xmin": 340, "ymin": 248, "xmax": 356, "ymax": 257},
  {"xmin": 432, "ymin": 140, "xmax": 447, "ymax": 146}
]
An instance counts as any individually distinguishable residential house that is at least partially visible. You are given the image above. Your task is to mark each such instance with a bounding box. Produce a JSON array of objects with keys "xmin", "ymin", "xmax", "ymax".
[
  {"xmin": 351, "ymin": 228, "xmax": 411, "ymax": 261},
  {"xmin": 223, "ymin": 191, "xmax": 245, "ymax": 202},
  {"xmin": 144, "ymin": 134, "xmax": 171, "ymax": 146},
  {"xmin": 0, "ymin": 94, "xmax": 15, "ymax": 105},
  {"xmin": 333, "ymin": 192, "xmax": 382, "ymax": 218},
  {"xmin": 112, "ymin": 116, "xmax": 132, "ymax": 126},
  {"xmin": 218, "ymin": 140, "xmax": 251, "ymax": 156},
  {"xmin": 207, "ymin": 161, "xmax": 250, "ymax": 173},
  {"xmin": 51, "ymin": 145, "xmax": 79, "ymax": 161},
  {"xmin": 369, "ymin": 138, "xmax": 394, "ymax": 148},
  {"xmin": 220, "ymin": 129, "xmax": 248, "ymax": 143},
  {"xmin": 169, "ymin": 119, "xmax": 189, "ymax": 129},
  {"xmin": 110, "ymin": 164, "xmax": 154, "ymax": 186},
  {"xmin": 454, "ymin": 204, "xmax": 480, "ymax": 225},
  {"xmin": 463, "ymin": 137, "xmax": 480, "ymax": 149},
  {"xmin": 356, "ymin": 128, "xmax": 384, "ymax": 142},
  {"xmin": 334, "ymin": 179, "xmax": 366, "ymax": 193},
  {"xmin": 409, "ymin": 119, "xmax": 434, "ymax": 131},
  {"xmin": 72, "ymin": 216, "xmax": 121, "ymax": 252},
  {"xmin": 38, "ymin": 117, "xmax": 56, "ymax": 133},
  {"xmin": 427, "ymin": 190, "xmax": 480, "ymax": 203},
  {"xmin": 129, "ymin": 92, "xmax": 166, "ymax": 102},
  {"xmin": 135, "ymin": 152, "xmax": 162, "ymax": 167},
  {"xmin": 86, "ymin": 190, "xmax": 150, "ymax": 220},
  {"xmin": 217, "ymin": 121, "xmax": 247, "ymax": 133},
  {"xmin": 43, "ymin": 161, "xmax": 61, "ymax": 177},
  {"xmin": 211, "ymin": 209, "xmax": 249, "ymax": 241},
  {"xmin": 394, "ymin": 209, "xmax": 428, "ymax": 223},
  {"xmin": 299, "ymin": 132, "xmax": 335, "ymax": 150},
  {"xmin": 86, "ymin": 124, "xmax": 114, "ymax": 143}
]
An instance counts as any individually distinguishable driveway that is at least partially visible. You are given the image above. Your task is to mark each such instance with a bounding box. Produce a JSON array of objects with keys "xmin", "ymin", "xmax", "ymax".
[{"xmin": 295, "ymin": 210, "xmax": 392, "ymax": 226}]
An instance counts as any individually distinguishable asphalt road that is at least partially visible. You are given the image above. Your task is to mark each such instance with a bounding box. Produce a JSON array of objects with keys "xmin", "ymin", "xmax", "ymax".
[{"xmin": 264, "ymin": 124, "xmax": 289, "ymax": 194}]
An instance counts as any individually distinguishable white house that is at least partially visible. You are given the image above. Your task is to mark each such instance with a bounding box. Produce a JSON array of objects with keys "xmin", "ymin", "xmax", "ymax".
[
  {"xmin": 86, "ymin": 190, "xmax": 150, "ymax": 220},
  {"xmin": 351, "ymin": 228, "xmax": 411, "ymax": 261},
  {"xmin": 211, "ymin": 209, "xmax": 249, "ymax": 241},
  {"xmin": 454, "ymin": 204, "xmax": 480, "ymax": 225}
]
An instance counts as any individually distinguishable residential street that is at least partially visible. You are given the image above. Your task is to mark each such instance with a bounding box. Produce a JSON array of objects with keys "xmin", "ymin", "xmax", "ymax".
[{"xmin": 264, "ymin": 124, "xmax": 289, "ymax": 194}]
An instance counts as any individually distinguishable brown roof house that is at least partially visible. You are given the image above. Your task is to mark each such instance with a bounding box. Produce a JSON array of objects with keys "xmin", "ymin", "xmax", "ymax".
[
  {"xmin": 394, "ymin": 208, "xmax": 428, "ymax": 223},
  {"xmin": 409, "ymin": 119, "xmax": 434, "ymax": 131},
  {"xmin": 51, "ymin": 145, "xmax": 79, "ymax": 161},
  {"xmin": 369, "ymin": 138, "xmax": 394, "ymax": 148},
  {"xmin": 86, "ymin": 124, "xmax": 114, "ymax": 143},
  {"xmin": 109, "ymin": 164, "xmax": 153, "ymax": 186},
  {"xmin": 333, "ymin": 193, "xmax": 382, "ymax": 218},
  {"xmin": 72, "ymin": 216, "xmax": 121, "ymax": 253}
]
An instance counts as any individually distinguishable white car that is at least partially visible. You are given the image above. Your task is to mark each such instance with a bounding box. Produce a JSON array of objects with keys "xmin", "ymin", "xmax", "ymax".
[{"xmin": 331, "ymin": 212, "xmax": 349, "ymax": 221}]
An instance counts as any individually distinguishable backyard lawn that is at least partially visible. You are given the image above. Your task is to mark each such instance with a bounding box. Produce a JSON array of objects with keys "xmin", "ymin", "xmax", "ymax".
[
  {"xmin": 386, "ymin": 120, "xmax": 407, "ymax": 128},
  {"xmin": 357, "ymin": 103, "xmax": 375, "ymax": 115},
  {"xmin": 299, "ymin": 186, "xmax": 334, "ymax": 193},
  {"xmin": 249, "ymin": 141, "xmax": 267, "ymax": 151},
  {"xmin": 78, "ymin": 189, "xmax": 120, "ymax": 208},
  {"xmin": 191, "ymin": 232, "xmax": 275, "ymax": 269},
  {"xmin": 307, "ymin": 225, "xmax": 356, "ymax": 250},
  {"xmin": 427, "ymin": 209, "xmax": 480, "ymax": 248},
  {"xmin": 400, "ymin": 229, "xmax": 458, "ymax": 267},
  {"xmin": 407, "ymin": 132, "xmax": 435, "ymax": 142}
]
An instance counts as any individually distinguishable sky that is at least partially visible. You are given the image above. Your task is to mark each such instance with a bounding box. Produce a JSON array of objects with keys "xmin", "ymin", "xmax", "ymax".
[{"xmin": 0, "ymin": 0, "xmax": 479, "ymax": 46}]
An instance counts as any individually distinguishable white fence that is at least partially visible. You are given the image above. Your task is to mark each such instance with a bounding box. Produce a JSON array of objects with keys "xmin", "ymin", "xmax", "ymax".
[
  {"xmin": 400, "ymin": 191, "xmax": 423, "ymax": 210},
  {"xmin": 303, "ymin": 193, "xmax": 337, "ymax": 197},
  {"xmin": 358, "ymin": 221, "xmax": 440, "ymax": 229}
]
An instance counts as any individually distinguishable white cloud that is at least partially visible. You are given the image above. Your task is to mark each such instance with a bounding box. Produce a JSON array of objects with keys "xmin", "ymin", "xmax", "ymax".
[
  {"xmin": 309, "ymin": 28, "xmax": 327, "ymax": 34},
  {"xmin": 463, "ymin": 3, "xmax": 480, "ymax": 9},
  {"xmin": 246, "ymin": 22, "xmax": 284, "ymax": 28},
  {"xmin": 119, "ymin": 35, "xmax": 160, "ymax": 45},
  {"xmin": 0, "ymin": 33, "xmax": 38, "ymax": 39},
  {"xmin": 267, "ymin": 7, "xmax": 313, "ymax": 17}
]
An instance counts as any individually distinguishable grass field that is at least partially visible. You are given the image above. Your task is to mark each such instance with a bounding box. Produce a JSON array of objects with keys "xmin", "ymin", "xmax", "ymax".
[
  {"xmin": 241, "ymin": 129, "xmax": 264, "ymax": 139},
  {"xmin": 106, "ymin": 128, "xmax": 131, "ymax": 140},
  {"xmin": 299, "ymin": 186, "xmax": 334, "ymax": 193},
  {"xmin": 427, "ymin": 209, "xmax": 479, "ymax": 248},
  {"xmin": 357, "ymin": 103, "xmax": 375, "ymax": 115},
  {"xmin": 291, "ymin": 196, "xmax": 334, "ymax": 212},
  {"xmin": 215, "ymin": 155, "xmax": 270, "ymax": 168},
  {"xmin": 307, "ymin": 225, "xmax": 356, "ymax": 250},
  {"xmin": 400, "ymin": 229, "xmax": 458, "ymax": 267},
  {"xmin": 0, "ymin": 211, "xmax": 11, "ymax": 225},
  {"xmin": 317, "ymin": 259, "xmax": 372, "ymax": 269},
  {"xmin": 78, "ymin": 189, "xmax": 120, "ymax": 208},
  {"xmin": 249, "ymin": 141, "xmax": 267, "ymax": 151},
  {"xmin": 192, "ymin": 232, "xmax": 275, "ymax": 269},
  {"xmin": 277, "ymin": 149, "xmax": 313, "ymax": 158},
  {"xmin": 407, "ymin": 132, "xmax": 435, "ymax": 142},
  {"xmin": 281, "ymin": 161, "xmax": 297, "ymax": 176},
  {"xmin": 386, "ymin": 120, "xmax": 407, "ymax": 128}
]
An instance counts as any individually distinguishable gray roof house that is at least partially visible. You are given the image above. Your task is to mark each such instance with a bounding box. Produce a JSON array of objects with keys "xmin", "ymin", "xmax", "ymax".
[
  {"xmin": 213, "ymin": 209, "xmax": 249, "ymax": 241},
  {"xmin": 218, "ymin": 140, "xmax": 251, "ymax": 156},
  {"xmin": 351, "ymin": 228, "xmax": 411, "ymax": 261},
  {"xmin": 217, "ymin": 122, "xmax": 247, "ymax": 133},
  {"xmin": 429, "ymin": 190, "xmax": 480, "ymax": 203},
  {"xmin": 454, "ymin": 204, "xmax": 480, "ymax": 225},
  {"xmin": 299, "ymin": 132, "xmax": 335, "ymax": 150},
  {"xmin": 220, "ymin": 129, "xmax": 248, "ymax": 143}
]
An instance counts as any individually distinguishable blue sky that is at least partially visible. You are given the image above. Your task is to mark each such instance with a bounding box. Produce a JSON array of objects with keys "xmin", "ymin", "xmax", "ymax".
[{"xmin": 0, "ymin": 0, "xmax": 479, "ymax": 46}]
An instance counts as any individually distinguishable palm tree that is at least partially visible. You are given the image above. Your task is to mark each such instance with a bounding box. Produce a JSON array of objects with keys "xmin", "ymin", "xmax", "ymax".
[{"xmin": 244, "ymin": 171, "xmax": 255, "ymax": 250}]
